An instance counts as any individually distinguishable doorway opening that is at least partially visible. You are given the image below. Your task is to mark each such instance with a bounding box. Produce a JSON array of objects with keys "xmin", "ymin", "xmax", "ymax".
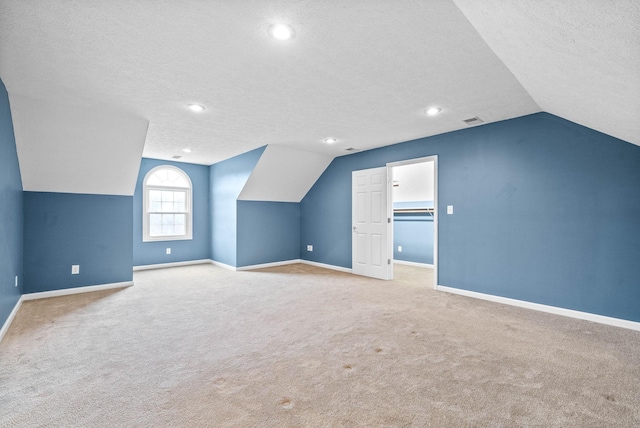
[{"xmin": 388, "ymin": 156, "xmax": 437, "ymax": 288}]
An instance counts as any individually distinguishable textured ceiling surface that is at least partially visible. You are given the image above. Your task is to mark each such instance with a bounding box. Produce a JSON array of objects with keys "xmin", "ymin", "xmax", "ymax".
[
  {"xmin": 1, "ymin": 1, "xmax": 637, "ymax": 197},
  {"xmin": 0, "ymin": 0, "xmax": 540, "ymax": 169},
  {"xmin": 453, "ymin": 0, "xmax": 640, "ymax": 146}
]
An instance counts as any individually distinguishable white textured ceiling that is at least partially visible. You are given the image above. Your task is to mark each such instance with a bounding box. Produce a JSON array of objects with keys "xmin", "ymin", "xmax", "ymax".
[
  {"xmin": 453, "ymin": 0, "xmax": 640, "ymax": 146},
  {"xmin": 0, "ymin": 0, "xmax": 539, "ymax": 171},
  {"xmin": 0, "ymin": 1, "xmax": 636, "ymax": 197}
]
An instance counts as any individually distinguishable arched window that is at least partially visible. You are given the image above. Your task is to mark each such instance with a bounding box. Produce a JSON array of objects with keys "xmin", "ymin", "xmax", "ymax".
[{"xmin": 143, "ymin": 166, "xmax": 192, "ymax": 242}]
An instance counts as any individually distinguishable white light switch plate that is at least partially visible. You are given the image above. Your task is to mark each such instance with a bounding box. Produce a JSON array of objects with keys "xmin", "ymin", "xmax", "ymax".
[{"xmin": 447, "ymin": 205, "xmax": 454, "ymax": 215}]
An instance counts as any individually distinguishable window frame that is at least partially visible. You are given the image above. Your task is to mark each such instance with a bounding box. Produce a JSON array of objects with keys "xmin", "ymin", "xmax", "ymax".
[{"xmin": 143, "ymin": 165, "xmax": 193, "ymax": 242}]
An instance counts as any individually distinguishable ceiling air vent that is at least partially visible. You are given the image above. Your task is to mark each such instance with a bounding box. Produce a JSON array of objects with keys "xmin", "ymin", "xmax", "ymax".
[
  {"xmin": 172, "ymin": 155, "xmax": 183, "ymax": 159},
  {"xmin": 345, "ymin": 147, "xmax": 360, "ymax": 152},
  {"xmin": 463, "ymin": 117, "xmax": 483, "ymax": 126}
]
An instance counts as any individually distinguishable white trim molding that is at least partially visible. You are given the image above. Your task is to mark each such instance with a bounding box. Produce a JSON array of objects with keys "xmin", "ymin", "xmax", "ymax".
[
  {"xmin": 436, "ymin": 285, "xmax": 640, "ymax": 332},
  {"xmin": 299, "ymin": 260, "xmax": 352, "ymax": 273},
  {"xmin": 134, "ymin": 259, "xmax": 211, "ymax": 271},
  {"xmin": 209, "ymin": 260, "xmax": 237, "ymax": 271},
  {"xmin": 0, "ymin": 296, "xmax": 24, "ymax": 344},
  {"xmin": 394, "ymin": 260, "xmax": 434, "ymax": 269},
  {"xmin": 211, "ymin": 258, "xmax": 353, "ymax": 274},
  {"xmin": 22, "ymin": 281, "xmax": 134, "ymax": 301},
  {"xmin": 236, "ymin": 259, "xmax": 300, "ymax": 271}
]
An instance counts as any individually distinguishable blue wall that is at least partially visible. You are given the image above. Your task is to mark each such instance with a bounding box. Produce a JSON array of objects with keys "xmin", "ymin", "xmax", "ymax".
[
  {"xmin": 301, "ymin": 113, "xmax": 640, "ymax": 322},
  {"xmin": 0, "ymin": 79, "xmax": 23, "ymax": 327},
  {"xmin": 133, "ymin": 158, "xmax": 210, "ymax": 266},
  {"xmin": 23, "ymin": 192, "xmax": 133, "ymax": 293},
  {"xmin": 393, "ymin": 201, "xmax": 434, "ymax": 264},
  {"xmin": 237, "ymin": 201, "xmax": 301, "ymax": 267},
  {"xmin": 209, "ymin": 147, "xmax": 265, "ymax": 266}
]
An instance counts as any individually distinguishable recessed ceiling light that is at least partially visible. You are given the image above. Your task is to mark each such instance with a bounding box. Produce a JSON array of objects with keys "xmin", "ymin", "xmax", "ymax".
[
  {"xmin": 268, "ymin": 23, "xmax": 295, "ymax": 41},
  {"xmin": 324, "ymin": 137, "xmax": 337, "ymax": 144},
  {"xmin": 187, "ymin": 104, "xmax": 205, "ymax": 112},
  {"xmin": 182, "ymin": 148, "xmax": 193, "ymax": 153},
  {"xmin": 426, "ymin": 107, "xmax": 441, "ymax": 116}
]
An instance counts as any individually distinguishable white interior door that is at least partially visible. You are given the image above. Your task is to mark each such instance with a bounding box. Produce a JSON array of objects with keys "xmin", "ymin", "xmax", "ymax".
[{"xmin": 352, "ymin": 167, "xmax": 392, "ymax": 280}]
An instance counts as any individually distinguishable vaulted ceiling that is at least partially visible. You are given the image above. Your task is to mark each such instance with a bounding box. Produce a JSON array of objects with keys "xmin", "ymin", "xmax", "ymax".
[{"xmin": 0, "ymin": 1, "xmax": 637, "ymax": 195}]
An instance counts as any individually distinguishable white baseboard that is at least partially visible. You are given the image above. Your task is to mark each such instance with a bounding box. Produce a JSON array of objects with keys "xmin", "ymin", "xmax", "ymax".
[
  {"xmin": 394, "ymin": 260, "xmax": 434, "ymax": 268},
  {"xmin": 134, "ymin": 259, "xmax": 212, "ymax": 271},
  {"xmin": 0, "ymin": 296, "xmax": 24, "ymax": 345},
  {"xmin": 209, "ymin": 260, "xmax": 238, "ymax": 271},
  {"xmin": 236, "ymin": 259, "xmax": 301, "ymax": 271},
  {"xmin": 212, "ymin": 258, "xmax": 352, "ymax": 274},
  {"xmin": 436, "ymin": 285, "xmax": 640, "ymax": 332},
  {"xmin": 299, "ymin": 259, "xmax": 352, "ymax": 273},
  {"xmin": 22, "ymin": 281, "xmax": 134, "ymax": 301}
]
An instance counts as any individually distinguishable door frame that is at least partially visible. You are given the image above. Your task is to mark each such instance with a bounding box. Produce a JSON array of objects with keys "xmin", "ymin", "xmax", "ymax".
[{"xmin": 387, "ymin": 155, "xmax": 438, "ymax": 288}]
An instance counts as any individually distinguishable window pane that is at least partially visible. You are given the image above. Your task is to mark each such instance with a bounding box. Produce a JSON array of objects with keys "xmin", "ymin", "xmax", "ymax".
[
  {"xmin": 146, "ymin": 167, "xmax": 189, "ymax": 188},
  {"xmin": 175, "ymin": 214, "xmax": 186, "ymax": 225},
  {"xmin": 161, "ymin": 191, "xmax": 174, "ymax": 202},
  {"xmin": 149, "ymin": 201, "xmax": 161, "ymax": 212},
  {"xmin": 167, "ymin": 169, "xmax": 180, "ymax": 182},
  {"xmin": 175, "ymin": 202, "xmax": 186, "ymax": 212},
  {"xmin": 150, "ymin": 214, "xmax": 162, "ymax": 236},
  {"xmin": 149, "ymin": 190, "xmax": 162, "ymax": 202},
  {"xmin": 162, "ymin": 224, "xmax": 175, "ymax": 235},
  {"xmin": 146, "ymin": 175, "xmax": 162, "ymax": 186},
  {"xmin": 173, "ymin": 177, "xmax": 189, "ymax": 187},
  {"xmin": 162, "ymin": 214, "xmax": 174, "ymax": 225},
  {"xmin": 175, "ymin": 224, "xmax": 186, "ymax": 235},
  {"xmin": 174, "ymin": 192, "xmax": 185, "ymax": 203}
]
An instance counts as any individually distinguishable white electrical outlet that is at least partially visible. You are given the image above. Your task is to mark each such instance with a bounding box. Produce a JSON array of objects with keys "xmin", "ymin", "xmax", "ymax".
[
  {"xmin": 166, "ymin": 248, "xmax": 171, "ymax": 255},
  {"xmin": 307, "ymin": 245, "xmax": 313, "ymax": 252},
  {"xmin": 398, "ymin": 246, "xmax": 402, "ymax": 252},
  {"xmin": 71, "ymin": 265, "xmax": 80, "ymax": 274},
  {"xmin": 447, "ymin": 205, "xmax": 454, "ymax": 215},
  {"xmin": 15, "ymin": 276, "xmax": 18, "ymax": 287}
]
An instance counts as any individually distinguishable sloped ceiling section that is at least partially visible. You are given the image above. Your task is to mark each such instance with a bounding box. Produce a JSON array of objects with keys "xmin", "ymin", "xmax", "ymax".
[
  {"xmin": 238, "ymin": 145, "xmax": 332, "ymax": 203},
  {"xmin": 11, "ymin": 95, "xmax": 148, "ymax": 195},
  {"xmin": 453, "ymin": 0, "xmax": 640, "ymax": 146}
]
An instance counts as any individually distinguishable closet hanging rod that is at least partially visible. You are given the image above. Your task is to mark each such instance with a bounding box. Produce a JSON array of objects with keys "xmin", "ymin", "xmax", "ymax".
[{"xmin": 393, "ymin": 208, "xmax": 434, "ymax": 214}]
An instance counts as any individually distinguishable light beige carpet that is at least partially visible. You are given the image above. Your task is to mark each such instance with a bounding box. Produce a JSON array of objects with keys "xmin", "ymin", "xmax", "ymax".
[{"xmin": 1, "ymin": 263, "xmax": 639, "ymax": 427}]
